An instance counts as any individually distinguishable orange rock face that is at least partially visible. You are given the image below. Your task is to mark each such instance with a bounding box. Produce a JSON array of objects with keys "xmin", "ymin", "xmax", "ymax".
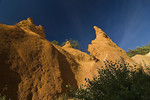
[
  {"xmin": 88, "ymin": 26, "xmax": 135, "ymax": 65},
  {"xmin": 62, "ymin": 41, "xmax": 95, "ymax": 86},
  {"xmin": 62, "ymin": 41, "xmax": 72, "ymax": 48},
  {"xmin": 0, "ymin": 19, "xmax": 140, "ymax": 100},
  {"xmin": 132, "ymin": 52, "xmax": 150, "ymax": 73},
  {"xmin": 0, "ymin": 18, "xmax": 77, "ymax": 100},
  {"xmin": 16, "ymin": 17, "xmax": 46, "ymax": 38},
  {"xmin": 87, "ymin": 26, "xmax": 141, "ymax": 76}
]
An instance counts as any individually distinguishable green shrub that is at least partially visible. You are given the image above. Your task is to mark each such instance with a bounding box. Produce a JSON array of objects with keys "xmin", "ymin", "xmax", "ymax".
[
  {"xmin": 0, "ymin": 94, "xmax": 6, "ymax": 100},
  {"xmin": 68, "ymin": 60, "xmax": 150, "ymax": 100},
  {"xmin": 127, "ymin": 42, "xmax": 150, "ymax": 57},
  {"xmin": 51, "ymin": 40, "xmax": 59, "ymax": 45}
]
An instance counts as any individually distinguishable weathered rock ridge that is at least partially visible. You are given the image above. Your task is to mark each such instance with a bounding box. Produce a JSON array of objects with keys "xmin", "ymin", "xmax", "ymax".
[
  {"xmin": 16, "ymin": 17, "xmax": 45, "ymax": 38},
  {"xmin": 0, "ymin": 18, "xmax": 77, "ymax": 100},
  {"xmin": 0, "ymin": 18, "xmax": 140, "ymax": 100}
]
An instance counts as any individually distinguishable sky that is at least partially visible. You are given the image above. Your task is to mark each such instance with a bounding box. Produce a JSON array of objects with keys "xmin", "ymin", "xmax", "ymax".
[{"xmin": 0, "ymin": 0, "xmax": 150, "ymax": 51}]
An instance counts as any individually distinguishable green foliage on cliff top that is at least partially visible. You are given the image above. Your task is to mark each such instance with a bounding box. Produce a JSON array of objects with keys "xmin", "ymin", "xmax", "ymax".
[
  {"xmin": 51, "ymin": 40, "xmax": 59, "ymax": 45},
  {"xmin": 127, "ymin": 42, "xmax": 150, "ymax": 57},
  {"xmin": 51, "ymin": 38, "xmax": 81, "ymax": 49}
]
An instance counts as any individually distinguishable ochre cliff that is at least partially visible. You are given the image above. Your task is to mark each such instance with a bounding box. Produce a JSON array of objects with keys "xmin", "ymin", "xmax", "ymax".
[
  {"xmin": 62, "ymin": 41, "xmax": 95, "ymax": 86},
  {"xmin": 16, "ymin": 17, "xmax": 45, "ymax": 38},
  {"xmin": 88, "ymin": 26, "xmax": 137, "ymax": 66},
  {"xmin": 0, "ymin": 18, "xmax": 78, "ymax": 100},
  {"xmin": 132, "ymin": 52, "xmax": 150, "ymax": 74},
  {"xmin": 0, "ymin": 18, "xmax": 141, "ymax": 100}
]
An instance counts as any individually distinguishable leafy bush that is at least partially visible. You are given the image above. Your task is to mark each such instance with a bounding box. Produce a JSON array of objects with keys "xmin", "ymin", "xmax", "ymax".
[
  {"xmin": 0, "ymin": 94, "xmax": 6, "ymax": 100},
  {"xmin": 51, "ymin": 40, "xmax": 59, "ymax": 45},
  {"xmin": 127, "ymin": 42, "xmax": 150, "ymax": 57},
  {"xmin": 67, "ymin": 60, "xmax": 150, "ymax": 100}
]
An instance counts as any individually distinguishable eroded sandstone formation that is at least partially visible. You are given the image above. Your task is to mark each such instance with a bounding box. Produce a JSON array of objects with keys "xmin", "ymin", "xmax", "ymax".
[
  {"xmin": 16, "ymin": 17, "xmax": 45, "ymax": 38},
  {"xmin": 62, "ymin": 41, "xmax": 95, "ymax": 86},
  {"xmin": 62, "ymin": 41, "xmax": 72, "ymax": 48},
  {"xmin": 88, "ymin": 26, "xmax": 136, "ymax": 66},
  {"xmin": 0, "ymin": 18, "xmax": 78, "ymax": 100},
  {"xmin": 0, "ymin": 18, "xmax": 141, "ymax": 100},
  {"xmin": 132, "ymin": 52, "xmax": 150, "ymax": 73}
]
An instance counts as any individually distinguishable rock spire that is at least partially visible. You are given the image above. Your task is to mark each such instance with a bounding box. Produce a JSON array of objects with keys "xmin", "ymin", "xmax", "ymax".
[{"xmin": 88, "ymin": 26, "xmax": 135, "ymax": 65}]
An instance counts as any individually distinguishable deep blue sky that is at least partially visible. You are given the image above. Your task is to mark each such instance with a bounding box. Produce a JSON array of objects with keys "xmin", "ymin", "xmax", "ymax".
[{"xmin": 0, "ymin": 0, "xmax": 150, "ymax": 51}]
